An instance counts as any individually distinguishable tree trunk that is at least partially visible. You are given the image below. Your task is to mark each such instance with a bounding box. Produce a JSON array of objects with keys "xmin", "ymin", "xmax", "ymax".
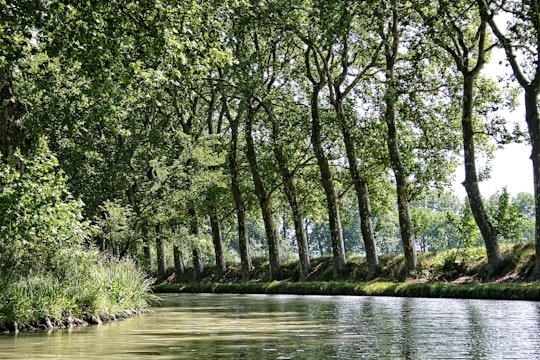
[
  {"xmin": 192, "ymin": 247, "xmax": 204, "ymax": 281},
  {"xmin": 524, "ymin": 88, "xmax": 540, "ymax": 274},
  {"xmin": 189, "ymin": 207, "xmax": 204, "ymax": 281},
  {"xmin": 209, "ymin": 206, "xmax": 227, "ymax": 278},
  {"xmin": 337, "ymin": 102, "xmax": 379, "ymax": 277},
  {"xmin": 144, "ymin": 245, "xmax": 153, "ymax": 272},
  {"xmin": 173, "ymin": 245, "xmax": 185, "ymax": 279},
  {"xmin": 384, "ymin": 7, "xmax": 417, "ymax": 271},
  {"xmin": 155, "ymin": 224, "xmax": 167, "ymax": 276},
  {"xmin": 310, "ymin": 84, "xmax": 347, "ymax": 276},
  {"xmin": 479, "ymin": 0, "xmax": 540, "ymax": 272},
  {"xmin": 245, "ymin": 105, "xmax": 281, "ymax": 279},
  {"xmin": 140, "ymin": 220, "xmax": 153, "ymax": 272},
  {"xmin": 264, "ymin": 105, "xmax": 311, "ymax": 280},
  {"xmin": 228, "ymin": 106, "xmax": 252, "ymax": 281},
  {"xmin": 0, "ymin": 66, "xmax": 28, "ymax": 165},
  {"xmin": 461, "ymin": 75, "xmax": 502, "ymax": 266}
]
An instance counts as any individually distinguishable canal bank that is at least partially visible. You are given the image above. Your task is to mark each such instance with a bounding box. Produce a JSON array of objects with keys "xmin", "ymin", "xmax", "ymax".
[
  {"xmin": 153, "ymin": 280, "xmax": 540, "ymax": 301},
  {"xmin": 153, "ymin": 243, "xmax": 540, "ymax": 301}
]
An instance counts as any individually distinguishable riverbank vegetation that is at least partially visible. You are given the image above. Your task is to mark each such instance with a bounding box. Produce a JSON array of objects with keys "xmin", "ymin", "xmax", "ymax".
[
  {"xmin": 154, "ymin": 243, "xmax": 540, "ymax": 300},
  {"xmin": 2, "ymin": 0, "xmax": 540, "ymax": 326},
  {"xmin": 0, "ymin": 142, "xmax": 152, "ymax": 332}
]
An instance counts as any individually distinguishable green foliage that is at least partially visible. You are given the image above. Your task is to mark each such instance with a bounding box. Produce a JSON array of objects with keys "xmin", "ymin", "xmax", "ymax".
[
  {"xmin": 95, "ymin": 199, "xmax": 136, "ymax": 256},
  {"xmin": 6, "ymin": 0, "xmax": 536, "ymax": 283},
  {"xmin": 486, "ymin": 187, "xmax": 532, "ymax": 243},
  {"xmin": 0, "ymin": 138, "xmax": 89, "ymax": 273},
  {"xmin": 0, "ymin": 138, "xmax": 152, "ymax": 327},
  {"xmin": 0, "ymin": 250, "xmax": 153, "ymax": 325}
]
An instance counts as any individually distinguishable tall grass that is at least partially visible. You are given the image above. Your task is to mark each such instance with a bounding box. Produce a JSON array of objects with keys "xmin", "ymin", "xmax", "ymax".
[{"xmin": 0, "ymin": 250, "xmax": 154, "ymax": 328}]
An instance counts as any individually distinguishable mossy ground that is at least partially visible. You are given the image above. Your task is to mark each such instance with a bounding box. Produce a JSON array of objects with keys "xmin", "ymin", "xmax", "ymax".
[{"xmin": 153, "ymin": 243, "xmax": 540, "ymax": 301}]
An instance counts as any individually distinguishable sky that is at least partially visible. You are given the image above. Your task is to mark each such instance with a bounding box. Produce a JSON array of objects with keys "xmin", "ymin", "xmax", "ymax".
[{"xmin": 452, "ymin": 142, "xmax": 533, "ymax": 199}]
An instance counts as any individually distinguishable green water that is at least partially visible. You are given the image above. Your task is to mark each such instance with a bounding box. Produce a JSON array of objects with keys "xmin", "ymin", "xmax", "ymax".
[{"xmin": 1, "ymin": 293, "xmax": 539, "ymax": 359}]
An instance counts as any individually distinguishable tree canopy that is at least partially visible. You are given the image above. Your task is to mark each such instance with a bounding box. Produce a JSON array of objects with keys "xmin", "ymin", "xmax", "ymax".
[{"xmin": 2, "ymin": 0, "xmax": 536, "ymax": 280}]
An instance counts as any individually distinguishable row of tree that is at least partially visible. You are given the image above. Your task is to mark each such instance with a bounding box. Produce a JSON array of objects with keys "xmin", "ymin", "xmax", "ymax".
[{"xmin": 1, "ymin": 0, "xmax": 539, "ymax": 280}]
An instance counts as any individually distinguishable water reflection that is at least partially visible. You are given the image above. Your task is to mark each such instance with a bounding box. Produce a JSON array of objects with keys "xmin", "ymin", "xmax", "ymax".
[{"xmin": 0, "ymin": 293, "xmax": 539, "ymax": 359}]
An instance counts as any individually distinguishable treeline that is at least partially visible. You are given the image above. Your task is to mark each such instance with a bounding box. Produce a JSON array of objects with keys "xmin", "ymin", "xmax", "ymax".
[{"xmin": 1, "ymin": 0, "xmax": 539, "ymax": 282}]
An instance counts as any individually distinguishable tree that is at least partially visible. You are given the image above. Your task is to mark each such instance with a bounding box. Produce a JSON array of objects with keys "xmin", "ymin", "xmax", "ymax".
[
  {"xmin": 416, "ymin": 0, "xmax": 503, "ymax": 266},
  {"xmin": 0, "ymin": 138, "xmax": 89, "ymax": 273},
  {"xmin": 263, "ymin": 102, "xmax": 312, "ymax": 280},
  {"xmin": 244, "ymin": 103, "xmax": 282, "ymax": 279},
  {"xmin": 313, "ymin": 0, "xmax": 383, "ymax": 277},
  {"xmin": 0, "ymin": 1, "xmax": 47, "ymax": 163},
  {"xmin": 379, "ymin": 0, "xmax": 418, "ymax": 270},
  {"xmin": 225, "ymin": 102, "xmax": 252, "ymax": 281},
  {"xmin": 477, "ymin": 0, "xmax": 540, "ymax": 273}
]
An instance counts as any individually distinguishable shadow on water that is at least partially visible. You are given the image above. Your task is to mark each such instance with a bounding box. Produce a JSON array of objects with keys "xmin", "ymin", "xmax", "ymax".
[{"xmin": 1, "ymin": 293, "xmax": 540, "ymax": 359}]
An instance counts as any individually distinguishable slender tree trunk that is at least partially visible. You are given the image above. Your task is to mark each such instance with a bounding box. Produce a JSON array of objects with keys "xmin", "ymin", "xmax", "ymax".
[
  {"xmin": 310, "ymin": 84, "xmax": 347, "ymax": 276},
  {"xmin": 155, "ymin": 224, "xmax": 167, "ymax": 276},
  {"xmin": 284, "ymin": 185, "xmax": 311, "ymax": 280},
  {"xmin": 192, "ymin": 247, "xmax": 204, "ymax": 280},
  {"xmin": 0, "ymin": 66, "xmax": 27, "ymax": 165},
  {"xmin": 461, "ymin": 75, "xmax": 502, "ymax": 266},
  {"xmin": 336, "ymin": 102, "xmax": 379, "ymax": 277},
  {"xmin": 385, "ymin": 93, "xmax": 417, "ymax": 270},
  {"xmin": 141, "ymin": 221, "xmax": 153, "ymax": 272},
  {"xmin": 264, "ymin": 105, "xmax": 311, "ymax": 280},
  {"xmin": 228, "ymin": 106, "xmax": 252, "ymax": 281},
  {"xmin": 384, "ymin": 7, "xmax": 417, "ymax": 271},
  {"xmin": 189, "ymin": 207, "xmax": 204, "ymax": 281},
  {"xmin": 207, "ymin": 98, "xmax": 227, "ymax": 279},
  {"xmin": 144, "ymin": 244, "xmax": 153, "ymax": 272},
  {"xmin": 479, "ymin": 0, "xmax": 540, "ymax": 272},
  {"xmin": 245, "ymin": 105, "xmax": 281, "ymax": 279},
  {"xmin": 524, "ymin": 88, "xmax": 540, "ymax": 274},
  {"xmin": 209, "ymin": 206, "xmax": 227, "ymax": 278},
  {"xmin": 173, "ymin": 245, "xmax": 185, "ymax": 279}
]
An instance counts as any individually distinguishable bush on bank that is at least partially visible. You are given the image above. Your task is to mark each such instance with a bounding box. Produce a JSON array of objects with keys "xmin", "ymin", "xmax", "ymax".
[
  {"xmin": 0, "ymin": 253, "xmax": 153, "ymax": 330},
  {"xmin": 0, "ymin": 139, "xmax": 152, "ymax": 331}
]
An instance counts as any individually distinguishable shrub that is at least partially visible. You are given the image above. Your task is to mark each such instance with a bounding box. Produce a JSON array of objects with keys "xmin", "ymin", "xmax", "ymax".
[{"xmin": 0, "ymin": 138, "xmax": 89, "ymax": 273}]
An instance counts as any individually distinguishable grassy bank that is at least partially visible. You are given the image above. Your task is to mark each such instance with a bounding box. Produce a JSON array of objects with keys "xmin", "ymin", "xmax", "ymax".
[
  {"xmin": 0, "ymin": 253, "xmax": 154, "ymax": 333},
  {"xmin": 153, "ymin": 243, "xmax": 540, "ymax": 301},
  {"xmin": 153, "ymin": 281, "xmax": 540, "ymax": 301}
]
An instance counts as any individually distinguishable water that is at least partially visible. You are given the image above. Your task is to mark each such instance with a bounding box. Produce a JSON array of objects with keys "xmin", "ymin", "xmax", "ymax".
[{"xmin": 0, "ymin": 293, "xmax": 539, "ymax": 359}]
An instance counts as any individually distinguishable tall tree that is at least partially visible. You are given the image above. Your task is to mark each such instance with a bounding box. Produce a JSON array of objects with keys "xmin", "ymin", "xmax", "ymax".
[
  {"xmin": 225, "ymin": 102, "xmax": 252, "ymax": 281},
  {"xmin": 244, "ymin": 103, "xmax": 282, "ymax": 279},
  {"xmin": 416, "ymin": 0, "xmax": 503, "ymax": 266},
  {"xmin": 304, "ymin": 42, "xmax": 347, "ymax": 276},
  {"xmin": 380, "ymin": 0, "xmax": 418, "ymax": 270},
  {"xmin": 0, "ymin": 1, "xmax": 44, "ymax": 162},
  {"xmin": 262, "ymin": 102, "xmax": 312, "ymax": 280},
  {"xmin": 477, "ymin": 0, "xmax": 540, "ymax": 273},
  {"xmin": 320, "ymin": 1, "xmax": 383, "ymax": 276}
]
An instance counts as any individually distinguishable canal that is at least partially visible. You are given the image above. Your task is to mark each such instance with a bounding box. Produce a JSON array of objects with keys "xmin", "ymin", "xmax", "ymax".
[{"xmin": 0, "ymin": 293, "xmax": 539, "ymax": 359}]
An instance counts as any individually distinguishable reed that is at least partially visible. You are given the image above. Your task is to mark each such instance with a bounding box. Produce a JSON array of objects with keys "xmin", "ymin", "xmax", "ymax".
[{"xmin": 0, "ymin": 252, "xmax": 154, "ymax": 329}]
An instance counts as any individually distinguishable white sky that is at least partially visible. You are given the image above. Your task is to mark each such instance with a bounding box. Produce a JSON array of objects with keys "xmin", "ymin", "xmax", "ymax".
[{"xmin": 452, "ymin": 142, "xmax": 533, "ymax": 198}]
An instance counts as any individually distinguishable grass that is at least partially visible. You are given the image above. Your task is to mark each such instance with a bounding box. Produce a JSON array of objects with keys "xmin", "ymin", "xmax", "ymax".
[
  {"xmin": 0, "ymin": 251, "xmax": 154, "ymax": 332},
  {"xmin": 153, "ymin": 280, "xmax": 540, "ymax": 301},
  {"xmin": 153, "ymin": 242, "xmax": 540, "ymax": 301}
]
